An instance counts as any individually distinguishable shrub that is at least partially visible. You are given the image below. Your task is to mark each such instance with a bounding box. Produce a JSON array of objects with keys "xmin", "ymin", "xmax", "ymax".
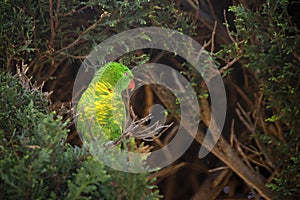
[
  {"xmin": 0, "ymin": 71, "xmax": 160, "ymax": 199},
  {"xmin": 219, "ymin": 0, "xmax": 300, "ymax": 198}
]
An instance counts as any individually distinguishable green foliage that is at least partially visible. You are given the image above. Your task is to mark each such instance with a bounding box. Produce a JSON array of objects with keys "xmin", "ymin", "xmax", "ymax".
[
  {"xmin": 97, "ymin": 167, "xmax": 160, "ymax": 200},
  {"xmin": 0, "ymin": 71, "xmax": 161, "ymax": 199},
  {"xmin": 66, "ymin": 158, "xmax": 109, "ymax": 200},
  {"xmin": 0, "ymin": 1, "xmax": 196, "ymax": 198},
  {"xmin": 221, "ymin": 0, "xmax": 300, "ymax": 198},
  {"xmin": 0, "ymin": 0, "xmax": 194, "ymax": 83}
]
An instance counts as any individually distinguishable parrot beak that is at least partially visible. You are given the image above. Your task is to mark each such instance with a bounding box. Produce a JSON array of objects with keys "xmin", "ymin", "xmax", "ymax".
[{"xmin": 128, "ymin": 79, "xmax": 135, "ymax": 91}]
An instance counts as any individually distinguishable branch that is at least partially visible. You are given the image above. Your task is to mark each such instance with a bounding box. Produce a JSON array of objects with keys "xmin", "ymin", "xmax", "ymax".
[
  {"xmin": 152, "ymin": 87, "xmax": 275, "ymax": 199},
  {"xmin": 55, "ymin": 0, "xmax": 60, "ymax": 30},
  {"xmin": 223, "ymin": 10, "xmax": 236, "ymax": 44},
  {"xmin": 55, "ymin": 11, "xmax": 110, "ymax": 55},
  {"xmin": 60, "ymin": 5, "xmax": 90, "ymax": 17},
  {"xmin": 106, "ymin": 107, "xmax": 173, "ymax": 148},
  {"xmin": 236, "ymin": 102, "xmax": 277, "ymax": 170},
  {"xmin": 219, "ymin": 54, "xmax": 242, "ymax": 74},
  {"xmin": 49, "ymin": 0, "xmax": 55, "ymax": 47}
]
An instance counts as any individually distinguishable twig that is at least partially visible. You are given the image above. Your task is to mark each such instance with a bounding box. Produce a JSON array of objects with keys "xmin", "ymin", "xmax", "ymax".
[
  {"xmin": 15, "ymin": 62, "xmax": 52, "ymax": 99},
  {"xmin": 55, "ymin": 11, "xmax": 110, "ymax": 54},
  {"xmin": 55, "ymin": 0, "xmax": 60, "ymax": 30},
  {"xmin": 192, "ymin": 168, "xmax": 232, "ymax": 200},
  {"xmin": 219, "ymin": 54, "xmax": 242, "ymax": 74},
  {"xmin": 210, "ymin": 21, "xmax": 217, "ymax": 55},
  {"xmin": 236, "ymin": 102, "xmax": 276, "ymax": 170},
  {"xmin": 235, "ymin": 103, "xmax": 254, "ymax": 132},
  {"xmin": 60, "ymin": 5, "xmax": 90, "ymax": 17},
  {"xmin": 15, "ymin": 62, "xmax": 31, "ymax": 90},
  {"xmin": 186, "ymin": 0, "xmax": 199, "ymax": 14},
  {"xmin": 230, "ymin": 119, "xmax": 235, "ymax": 147},
  {"xmin": 208, "ymin": 166, "xmax": 229, "ymax": 173},
  {"xmin": 107, "ymin": 107, "xmax": 173, "ymax": 148},
  {"xmin": 292, "ymin": 51, "xmax": 300, "ymax": 62},
  {"xmin": 233, "ymin": 132, "xmax": 253, "ymax": 170},
  {"xmin": 148, "ymin": 162, "xmax": 187, "ymax": 181},
  {"xmin": 49, "ymin": 0, "xmax": 55, "ymax": 47},
  {"xmin": 223, "ymin": 10, "xmax": 236, "ymax": 44},
  {"xmin": 230, "ymin": 81, "xmax": 254, "ymax": 108},
  {"xmin": 144, "ymin": 85, "xmax": 154, "ymax": 115},
  {"xmin": 207, "ymin": 0, "xmax": 217, "ymax": 20},
  {"xmin": 65, "ymin": 54, "xmax": 88, "ymax": 60},
  {"xmin": 192, "ymin": 19, "xmax": 216, "ymax": 65}
]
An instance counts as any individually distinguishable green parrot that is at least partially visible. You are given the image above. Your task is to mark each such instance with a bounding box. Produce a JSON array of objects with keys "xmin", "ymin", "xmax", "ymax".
[{"xmin": 76, "ymin": 62, "xmax": 135, "ymax": 146}]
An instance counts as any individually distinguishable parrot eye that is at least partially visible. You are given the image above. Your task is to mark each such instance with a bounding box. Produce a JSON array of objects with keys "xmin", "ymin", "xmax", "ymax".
[{"xmin": 124, "ymin": 72, "xmax": 129, "ymax": 77}]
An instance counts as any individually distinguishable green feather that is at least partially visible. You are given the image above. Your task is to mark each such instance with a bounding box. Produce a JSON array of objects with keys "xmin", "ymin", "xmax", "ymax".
[{"xmin": 76, "ymin": 62, "xmax": 134, "ymax": 144}]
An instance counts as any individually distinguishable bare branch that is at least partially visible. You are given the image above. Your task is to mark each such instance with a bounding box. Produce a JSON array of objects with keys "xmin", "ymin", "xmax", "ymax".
[
  {"xmin": 106, "ymin": 107, "xmax": 173, "ymax": 148},
  {"xmin": 49, "ymin": 0, "xmax": 55, "ymax": 47},
  {"xmin": 223, "ymin": 10, "xmax": 236, "ymax": 44},
  {"xmin": 60, "ymin": 5, "xmax": 90, "ymax": 17},
  {"xmin": 55, "ymin": 11, "xmax": 110, "ymax": 54},
  {"xmin": 219, "ymin": 54, "xmax": 242, "ymax": 74}
]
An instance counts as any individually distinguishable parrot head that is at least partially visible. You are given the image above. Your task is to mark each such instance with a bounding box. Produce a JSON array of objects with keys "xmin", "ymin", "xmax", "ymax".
[{"xmin": 94, "ymin": 62, "xmax": 135, "ymax": 92}]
